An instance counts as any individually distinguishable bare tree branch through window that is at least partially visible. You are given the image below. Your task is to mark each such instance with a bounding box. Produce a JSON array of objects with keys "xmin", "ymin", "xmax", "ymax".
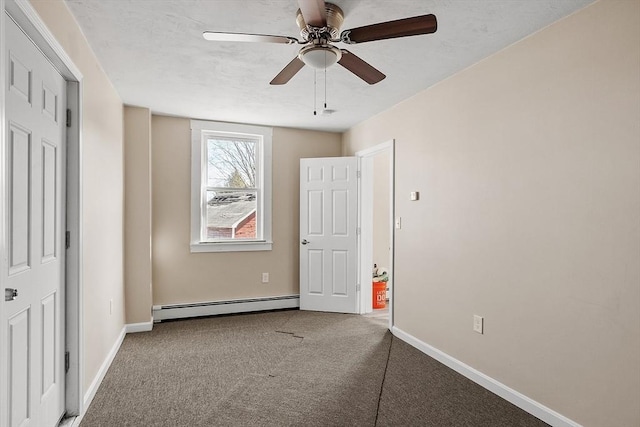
[{"xmin": 207, "ymin": 138, "xmax": 256, "ymax": 188}]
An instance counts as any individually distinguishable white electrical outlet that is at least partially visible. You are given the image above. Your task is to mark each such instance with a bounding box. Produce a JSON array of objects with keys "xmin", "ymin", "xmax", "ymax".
[
  {"xmin": 473, "ymin": 315, "xmax": 484, "ymax": 334},
  {"xmin": 262, "ymin": 273, "xmax": 269, "ymax": 283}
]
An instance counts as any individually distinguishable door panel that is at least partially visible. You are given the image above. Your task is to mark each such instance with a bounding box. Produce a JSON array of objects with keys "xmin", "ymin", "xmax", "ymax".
[
  {"xmin": 308, "ymin": 250, "xmax": 323, "ymax": 294},
  {"xmin": 8, "ymin": 124, "xmax": 32, "ymax": 274},
  {"xmin": 41, "ymin": 293, "xmax": 57, "ymax": 395},
  {"xmin": 9, "ymin": 53, "xmax": 32, "ymax": 103},
  {"xmin": 8, "ymin": 309, "xmax": 30, "ymax": 427},
  {"xmin": 300, "ymin": 157, "xmax": 358, "ymax": 313},
  {"xmin": 332, "ymin": 250, "xmax": 348, "ymax": 295},
  {"xmin": 3, "ymin": 16, "xmax": 66, "ymax": 427},
  {"xmin": 41, "ymin": 141, "xmax": 57, "ymax": 262},
  {"xmin": 332, "ymin": 190, "xmax": 348, "ymax": 235},
  {"xmin": 308, "ymin": 191, "xmax": 323, "ymax": 234},
  {"xmin": 42, "ymin": 84, "xmax": 58, "ymax": 122}
]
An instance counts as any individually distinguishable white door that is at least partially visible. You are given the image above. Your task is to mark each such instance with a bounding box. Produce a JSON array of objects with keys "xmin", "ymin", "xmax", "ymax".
[
  {"xmin": 2, "ymin": 15, "xmax": 66, "ymax": 427},
  {"xmin": 300, "ymin": 157, "xmax": 358, "ymax": 313}
]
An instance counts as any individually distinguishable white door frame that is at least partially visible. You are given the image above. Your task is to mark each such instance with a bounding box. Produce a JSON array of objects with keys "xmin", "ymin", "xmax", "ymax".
[
  {"xmin": 1, "ymin": 0, "xmax": 84, "ymax": 418},
  {"xmin": 356, "ymin": 140, "xmax": 395, "ymax": 329}
]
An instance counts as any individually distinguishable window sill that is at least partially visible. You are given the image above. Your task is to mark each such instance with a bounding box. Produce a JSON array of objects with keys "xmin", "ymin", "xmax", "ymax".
[{"xmin": 190, "ymin": 241, "xmax": 273, "ymax": 253}]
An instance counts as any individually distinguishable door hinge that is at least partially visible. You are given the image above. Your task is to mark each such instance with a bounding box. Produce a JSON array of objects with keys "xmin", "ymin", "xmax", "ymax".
[
  {"xmin": 356, "ymin": 283, "xmax": 361, "ymax": 292},
  {"xmin": 66, "ymin": 109, "xmax": 71, "ymax": 127},
  {"xmin": 65, "ymin": 231, "xmax": 71, "ymax": 249},
  {"xmin": 65, "ymin": 351, "xmax": 70, "ymax": 373},
  {"xmin": 356, "ymin": 227, "xmax": 361, "ymax": 235},
  {"xmin": 356, "ymin": 170, "xmax": 361, "ymax": 178}
]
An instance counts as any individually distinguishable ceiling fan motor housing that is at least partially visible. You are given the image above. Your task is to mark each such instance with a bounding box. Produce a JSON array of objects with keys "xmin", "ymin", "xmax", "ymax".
[{"xmin": 296, "ymin": 2, "xmax": 344, "ymax": 41}]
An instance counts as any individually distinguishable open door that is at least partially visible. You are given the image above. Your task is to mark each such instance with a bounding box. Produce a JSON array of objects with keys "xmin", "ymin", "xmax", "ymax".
[{"xmin": 300, "ymin": 157, "xmax": 358, "ymax": 313}]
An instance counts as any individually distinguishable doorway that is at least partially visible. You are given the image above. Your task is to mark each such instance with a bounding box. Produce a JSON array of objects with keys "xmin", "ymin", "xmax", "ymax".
[
  {"xmin": 357, "ymin": 140, "xmax": 394, "ymax": 328},
  {"xmin": 1, "ymin": 0, "xmax": 83, "ymax": 422}
]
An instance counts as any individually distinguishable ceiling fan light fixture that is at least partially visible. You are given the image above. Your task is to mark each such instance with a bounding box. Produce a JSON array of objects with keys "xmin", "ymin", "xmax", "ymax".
[{"xmin": 299, "ymin": 45, "xmax": 342, "ymax": 69}]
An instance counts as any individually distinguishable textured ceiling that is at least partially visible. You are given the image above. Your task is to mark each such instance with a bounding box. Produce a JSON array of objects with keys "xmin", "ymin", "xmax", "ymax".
[{"xmin": 64, "ymin": 0, "xmax": 594, "ymax": 132}]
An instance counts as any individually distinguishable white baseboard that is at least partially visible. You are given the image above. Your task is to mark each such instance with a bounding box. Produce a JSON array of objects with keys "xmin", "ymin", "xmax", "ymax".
[
  {"xmin": 391, "ymin": 326, "xmax": 582, "ymax": 427},
  {"xmin": 81, "ymin": 326, "xmax": 126, "ymax": 419},
  {"xmin": 125, "ymin": 320, "xmax": 153, "ymax": 333},
  {"xmin": 153, "ymin": 295, "xmax": 300, "ymax": 322}
]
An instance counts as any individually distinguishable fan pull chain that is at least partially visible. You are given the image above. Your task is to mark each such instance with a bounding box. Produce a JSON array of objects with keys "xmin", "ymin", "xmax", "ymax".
[
  {"xmin": 324, "ymin": 63, "xmax": 327, "ymax": 110},
  {"xmin": 324, "ymin": 52, "xmax": 327, "ymax": 110},
  {"xmin": 313, "ymin": 69, "xmax": 317, "ymax": 116}
]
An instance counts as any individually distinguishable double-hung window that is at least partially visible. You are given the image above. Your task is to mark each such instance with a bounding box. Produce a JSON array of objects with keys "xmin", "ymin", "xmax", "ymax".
[{"xmin": 190, "ymin": 120, "xmax": 272, "ymax": 252}]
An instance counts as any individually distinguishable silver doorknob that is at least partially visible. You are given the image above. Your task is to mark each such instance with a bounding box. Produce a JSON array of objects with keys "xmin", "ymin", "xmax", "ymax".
[
  {"xmin": 5, "ymin": 288, "xmax": 18, "ymax": 302},
  {"xmin": 301, "ymin": 239, "xmax": 310, "ymax": 245}
]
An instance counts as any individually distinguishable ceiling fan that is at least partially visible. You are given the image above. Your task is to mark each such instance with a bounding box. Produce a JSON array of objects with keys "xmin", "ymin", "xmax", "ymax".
[{"xmin": 203, "ymin": 0, "xmax": 437, "ymax": 85}]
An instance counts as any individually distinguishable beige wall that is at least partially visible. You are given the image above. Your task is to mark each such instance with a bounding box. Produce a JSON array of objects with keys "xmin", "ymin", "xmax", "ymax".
[
  {"xmin": 372, "ymin": 151, "xmax": 391, "ymax": 273},
  {"xmin": 124, "ymin": 106, "xmax": 152, "ymax": 324},
  {"xmin": 30, "ymin": 1, "xmax": 125, "ymax": 393},
  {"xmin": 152, "ymin": 115, "xmax": 341, "ymax": 305},
  {"xmin": 343, "ymin": 1, "xmax": 640, "ymax": 425}
]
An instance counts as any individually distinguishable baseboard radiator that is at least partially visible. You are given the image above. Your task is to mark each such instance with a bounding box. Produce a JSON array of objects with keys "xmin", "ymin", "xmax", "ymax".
[{"xmin": 152, "ymin": 295, "xmax": 300, "ymax": 322}]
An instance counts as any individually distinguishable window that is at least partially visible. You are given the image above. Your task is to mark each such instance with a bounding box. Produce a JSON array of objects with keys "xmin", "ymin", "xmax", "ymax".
[{"xmin": 191, "ymin": 120, "xmax": 272, "ymax": 252}]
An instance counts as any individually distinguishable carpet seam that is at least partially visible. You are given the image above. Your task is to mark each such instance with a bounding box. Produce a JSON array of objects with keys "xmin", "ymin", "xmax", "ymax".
[
  {"xmin": 274, "ymin": 330, "xmax": 305, "ymax": 340},
  {"xmin": 374, "ymin": 333, "xmax": 394, "ymax": 427}
]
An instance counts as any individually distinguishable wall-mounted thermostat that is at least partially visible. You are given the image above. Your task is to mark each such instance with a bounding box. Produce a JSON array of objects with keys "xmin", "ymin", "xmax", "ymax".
[{"xmin": 410, "ymin": 191, "xmax": 419, "ymax": 201}]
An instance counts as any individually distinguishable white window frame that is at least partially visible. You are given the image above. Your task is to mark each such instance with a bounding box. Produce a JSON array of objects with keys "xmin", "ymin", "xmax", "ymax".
[{"xmin": 190, "ymin": 119, "xmax": 272, "ymax": 252}]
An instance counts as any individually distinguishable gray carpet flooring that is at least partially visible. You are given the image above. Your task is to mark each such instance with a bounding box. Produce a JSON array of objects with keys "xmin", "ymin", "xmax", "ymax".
[{"xmin": 79, "ymin": 310, "xmax": 548, "ymax": 426}]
